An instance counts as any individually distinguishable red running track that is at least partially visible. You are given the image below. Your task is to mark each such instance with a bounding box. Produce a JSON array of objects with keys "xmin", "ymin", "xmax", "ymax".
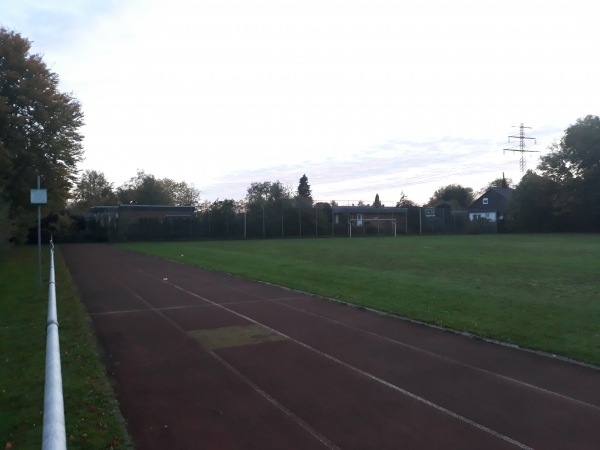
[{"xmin": 60, "ymin": 244, "xmax": 600, "ymax": 450}]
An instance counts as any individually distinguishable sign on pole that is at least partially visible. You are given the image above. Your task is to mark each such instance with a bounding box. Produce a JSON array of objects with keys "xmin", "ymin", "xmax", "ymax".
[
  {"xmin": 31, "ymin": 189, "xmax": 48, "ymax": 205},
  {"xmin": 31, "ymin": 179, "xmax": 47, "ymax": 284}
]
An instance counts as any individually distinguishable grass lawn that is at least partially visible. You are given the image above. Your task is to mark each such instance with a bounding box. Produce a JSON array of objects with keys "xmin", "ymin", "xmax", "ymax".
[
  {"xmin": 0, "ymin": 246, "xmax": 132, "ymax": 449},
  {"xmin": 119, "ymin": 234, "xmax": 600, "ymax": 367}
]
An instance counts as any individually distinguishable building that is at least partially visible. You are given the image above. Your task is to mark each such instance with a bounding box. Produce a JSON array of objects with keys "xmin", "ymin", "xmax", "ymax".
[
  {"xmin": 468, "ymin": 187, "xmax": 514, "ymax": 223},
  {"xmin": 88, "ymin": 205, "xmax": 196, "ymax": 240}
]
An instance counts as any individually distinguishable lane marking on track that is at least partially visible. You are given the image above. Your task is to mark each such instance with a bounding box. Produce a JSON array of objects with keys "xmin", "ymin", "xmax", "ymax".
[
  {"xmin": 140, "ymin": 272, "xmax": 600, "ymax": 413},
  {"xmin": 117, "ymin": 281, "xmax": 340, "ymax": 450},
  {"xmin": 276, "ymin": 299, "xmax": 600, "ymax": 412},
  {"xmin": 136, "ymin": 270, "xmax": 533, "ymax": 450}
]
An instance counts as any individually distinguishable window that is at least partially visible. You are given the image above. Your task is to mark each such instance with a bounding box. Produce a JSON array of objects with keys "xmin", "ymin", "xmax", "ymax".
[{"xmin": 482, "ymin": 198, "xmax": 489, "ymax": 205}]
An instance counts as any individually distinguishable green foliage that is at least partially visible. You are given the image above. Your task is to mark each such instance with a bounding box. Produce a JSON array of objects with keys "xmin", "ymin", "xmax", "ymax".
[
  {"xmin": 198, "ymin": 199, "xmax": 243, "ymax": 239},
  {"xmin": 539, "ymin": 115, "xmax": 600, "ymax": 231},
  {"xmin": 511, "ymin": 115, "xmax": 600, "ymax": 232},
  {"xmin": 0, "ymin": 28, "xmax": 84, "ymax": 241},
  {"xmin": 116, "ymin": 170, "xmax": 200, "ymax": 206},
  {"xmin": 120, "ymin": 235, "xmax": 600, "ymax": 366},
  {"xmin": 117, "ymin": 171, "xmax": 171, "ymax": 205},
  {"xmin": 372, "ymin": 193, "xmax": 382, "ymax": 208},
  {"xmin": 508, "ymin": 171, "xmax": 557, "ymax": 232},
  {"xmin": 160, "ymin": 178, "xmax": 201, "ymax": 207},
  {"xmin": 246, "ymin": 180, "xmax": 291, "ymax": 204},
  {"xmin": 297, "ymin": 174, "xmax": 312, "ymax": 202},
  {"xmin": 396, "ymin": 191, "xmax": 417, "ymax": 207},
  {"xmin": 0, "ymin": 188, "xmax": 11, "ymax": 256},
  {"xmin": 428, "ymin": 184, "xmax": 474, "ymax": 210},
  {"xmin": 70, "ymin": 170, "xmax": 118, "ymax": 213},
  {"xmin": 554, "ymin": 115, "xmax": 600, "ymax": 180}
]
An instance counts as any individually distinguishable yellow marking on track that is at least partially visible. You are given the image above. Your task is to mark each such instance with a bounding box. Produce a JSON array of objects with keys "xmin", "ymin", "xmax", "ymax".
[{"xmin": 189, "ymin": 324, "xmax": 286, "ymax": 350}]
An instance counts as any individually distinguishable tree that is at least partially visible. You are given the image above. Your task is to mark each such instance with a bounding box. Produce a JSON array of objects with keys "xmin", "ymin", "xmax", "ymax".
[
  {"xmin": 160, "ymin": 178, "xmax": 201, "ymax": 206},
  {"xmin": 396, "ymin": 191, "xmax": 417, "ymax": 207},
  {"xmin": 372, "ymin": 193, "xmax": 382, "ymax": 207},
  {"xmin": 428, "ymin": 184, "xmax": 474, "ymax": 210},
  {"xmin": 537, "ymin": 115, "xmax": 600, "ymax": 230},
  {"xmin": 71, "ymin": 170, "xmax": 118, "ymax": 212},
  {"xmin": 117, "ymin": 171, "xmax": 171, "ymax": 205},
  {"xmin": 508, "ymin": 171, "xmax": 557, "ymax": 232},
  {"xmin": 116, "ymin": 171, "xmax": 199, "ymax": 206},
  {"xmin": 297, "ymin": 174, "xmax": 312, "ymax": 203},
  {"xmin": 246, "ymin": 181, "xmax": 290, "ymax": 204},
  {"xmin": 540, "ymin": 115, "xmax": 600, "ymax": 181},
  {"xmin": 0, "ymin": 28, "xmax": 84, "ymax": 241}
]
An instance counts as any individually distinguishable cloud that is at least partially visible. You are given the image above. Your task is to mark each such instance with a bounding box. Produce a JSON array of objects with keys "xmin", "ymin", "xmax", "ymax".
[{"xmin": 3, "ymin": 0, "xmax": 598, "ymax": 208}]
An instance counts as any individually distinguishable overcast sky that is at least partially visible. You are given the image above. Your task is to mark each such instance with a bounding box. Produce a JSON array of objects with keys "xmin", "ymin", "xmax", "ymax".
[{"xmin": 3, "ymin": 0, "xmax": 598, "ymax": 205}]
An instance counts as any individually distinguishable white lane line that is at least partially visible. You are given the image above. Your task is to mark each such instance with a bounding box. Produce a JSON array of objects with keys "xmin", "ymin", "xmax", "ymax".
[
  {"xmin": 117, "ymin": 281, "xmax": 339, "ymax": 450},
  {"xmin": 208, "ymin": 350, "xmax": 341, "ymax": 450},
  {"xmin": 277, "ymin": 299, "xmax": 600, "ymax": 412},
  {"xmin": 147, "ymin": 274, "xmax": 532, "ymax": 450}
]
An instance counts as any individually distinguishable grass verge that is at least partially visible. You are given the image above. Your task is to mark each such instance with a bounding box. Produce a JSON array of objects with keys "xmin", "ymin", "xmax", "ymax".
[
  {"xmin": 0, "ymin": 246, "xmax": 132, "ymax": 449},
  {"xmin": 119, "ymin": 234, "xmax": 600, "ymax": 367}
]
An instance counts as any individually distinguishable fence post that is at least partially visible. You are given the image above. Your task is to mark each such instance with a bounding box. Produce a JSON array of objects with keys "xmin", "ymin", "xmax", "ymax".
[{"xmin": 42, "ymin": 238, "xmax": 66, "ymax": 450}]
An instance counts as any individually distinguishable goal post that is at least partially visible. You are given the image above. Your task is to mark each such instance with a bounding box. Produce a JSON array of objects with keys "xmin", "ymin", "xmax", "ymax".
[{"xmin": 348, "ymin": 218, "xmax": 397, "ymax": 237}]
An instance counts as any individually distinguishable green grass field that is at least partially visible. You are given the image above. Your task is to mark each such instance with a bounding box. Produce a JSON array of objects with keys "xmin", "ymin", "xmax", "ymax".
[
  {"xmin": 120, "ymin": 234, "xmax": 600, "ymax": 367},
  {"xmin": 0, "ymin": 246, "xmax": 132, "ymax": 449}
]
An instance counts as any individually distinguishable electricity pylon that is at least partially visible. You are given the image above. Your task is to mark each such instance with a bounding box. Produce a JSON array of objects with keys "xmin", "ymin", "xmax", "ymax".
[{"xmin": 503, "ymin": 123, "xmax": 538, "ymax": 172}]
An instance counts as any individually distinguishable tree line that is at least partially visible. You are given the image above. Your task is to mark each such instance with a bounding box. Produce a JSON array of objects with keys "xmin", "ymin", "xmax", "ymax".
[{"xmin": 2, "ymin": 28, "xmax": 599, "ymax": 249}]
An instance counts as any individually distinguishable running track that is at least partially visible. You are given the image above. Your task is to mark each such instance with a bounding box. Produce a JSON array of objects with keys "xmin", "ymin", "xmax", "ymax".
[{"xmin": 60, "ymin": 244, "xmax": 600, "ymax": 449}]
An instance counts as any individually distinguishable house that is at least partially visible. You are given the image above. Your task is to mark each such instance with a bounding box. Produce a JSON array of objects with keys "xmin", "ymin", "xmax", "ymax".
[
  {"xmin": 468, "ymin": 187, "xmax": 513, "ymax": 222},
  {"xmin": 331, "ymin": 206, "xmax": 408, "ymax": 236}
]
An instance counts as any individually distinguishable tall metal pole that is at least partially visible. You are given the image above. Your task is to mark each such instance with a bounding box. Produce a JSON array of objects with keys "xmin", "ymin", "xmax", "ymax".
[{"xmin": 38, "ymin": 176, "xmax": 42, "ymax": 284}]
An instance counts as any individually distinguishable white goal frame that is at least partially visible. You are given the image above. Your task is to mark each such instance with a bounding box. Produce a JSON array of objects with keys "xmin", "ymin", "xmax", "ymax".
[{"xmin": 348, "ymin": 218, "xmax": 397, "ymax": 238}]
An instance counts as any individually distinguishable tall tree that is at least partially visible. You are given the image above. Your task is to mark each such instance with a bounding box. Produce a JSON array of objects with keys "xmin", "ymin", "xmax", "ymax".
[
  {"xmin": 297, "ymin": 174, "xmax": 312, "ymax": 203},
  {"xmin": 0, "ymin": 28, "xmax": 84, "ymax": 240},
  {"xmin": 246, "ymin": 180, "xmax": 290, "ymax": 204},
  {"xmin": 539, "ymin": 115, "xmax": 600, "ymax": 181},
  {"xmin": 373, "ymin": 193, "xmax": 382, "ymax": 207},
  {"xmin": 160, "ymin": 178, "xmax": 201, "ymax": 206},
  {"xmin": 537, "ymin": 115, "xmax": 600, "ymax": 230},
  {"xmin": 508, "ymin": 171, "xmax": 558, "ymax": 232},
  {"xmin": 428, "ymin": 184, "xmax": 474, "ymax": 210},
  {"xmin": 71, "ymin": 170, "xmax": 118, "ymax": 212},
  {"xmin": 117, "ymin": 171, "xmax": 171, "ymax": 205}
]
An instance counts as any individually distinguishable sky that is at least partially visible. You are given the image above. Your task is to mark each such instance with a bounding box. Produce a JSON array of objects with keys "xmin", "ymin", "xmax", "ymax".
[{"xmin": 2, "ymin": 0, "xmax": 599, "ymax": 205}]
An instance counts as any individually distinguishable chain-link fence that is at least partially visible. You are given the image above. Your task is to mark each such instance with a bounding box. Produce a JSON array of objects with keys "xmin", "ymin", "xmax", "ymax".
[{"xmin": 83, "ymin": 204, "xmax": 505, "ymax": 241}]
